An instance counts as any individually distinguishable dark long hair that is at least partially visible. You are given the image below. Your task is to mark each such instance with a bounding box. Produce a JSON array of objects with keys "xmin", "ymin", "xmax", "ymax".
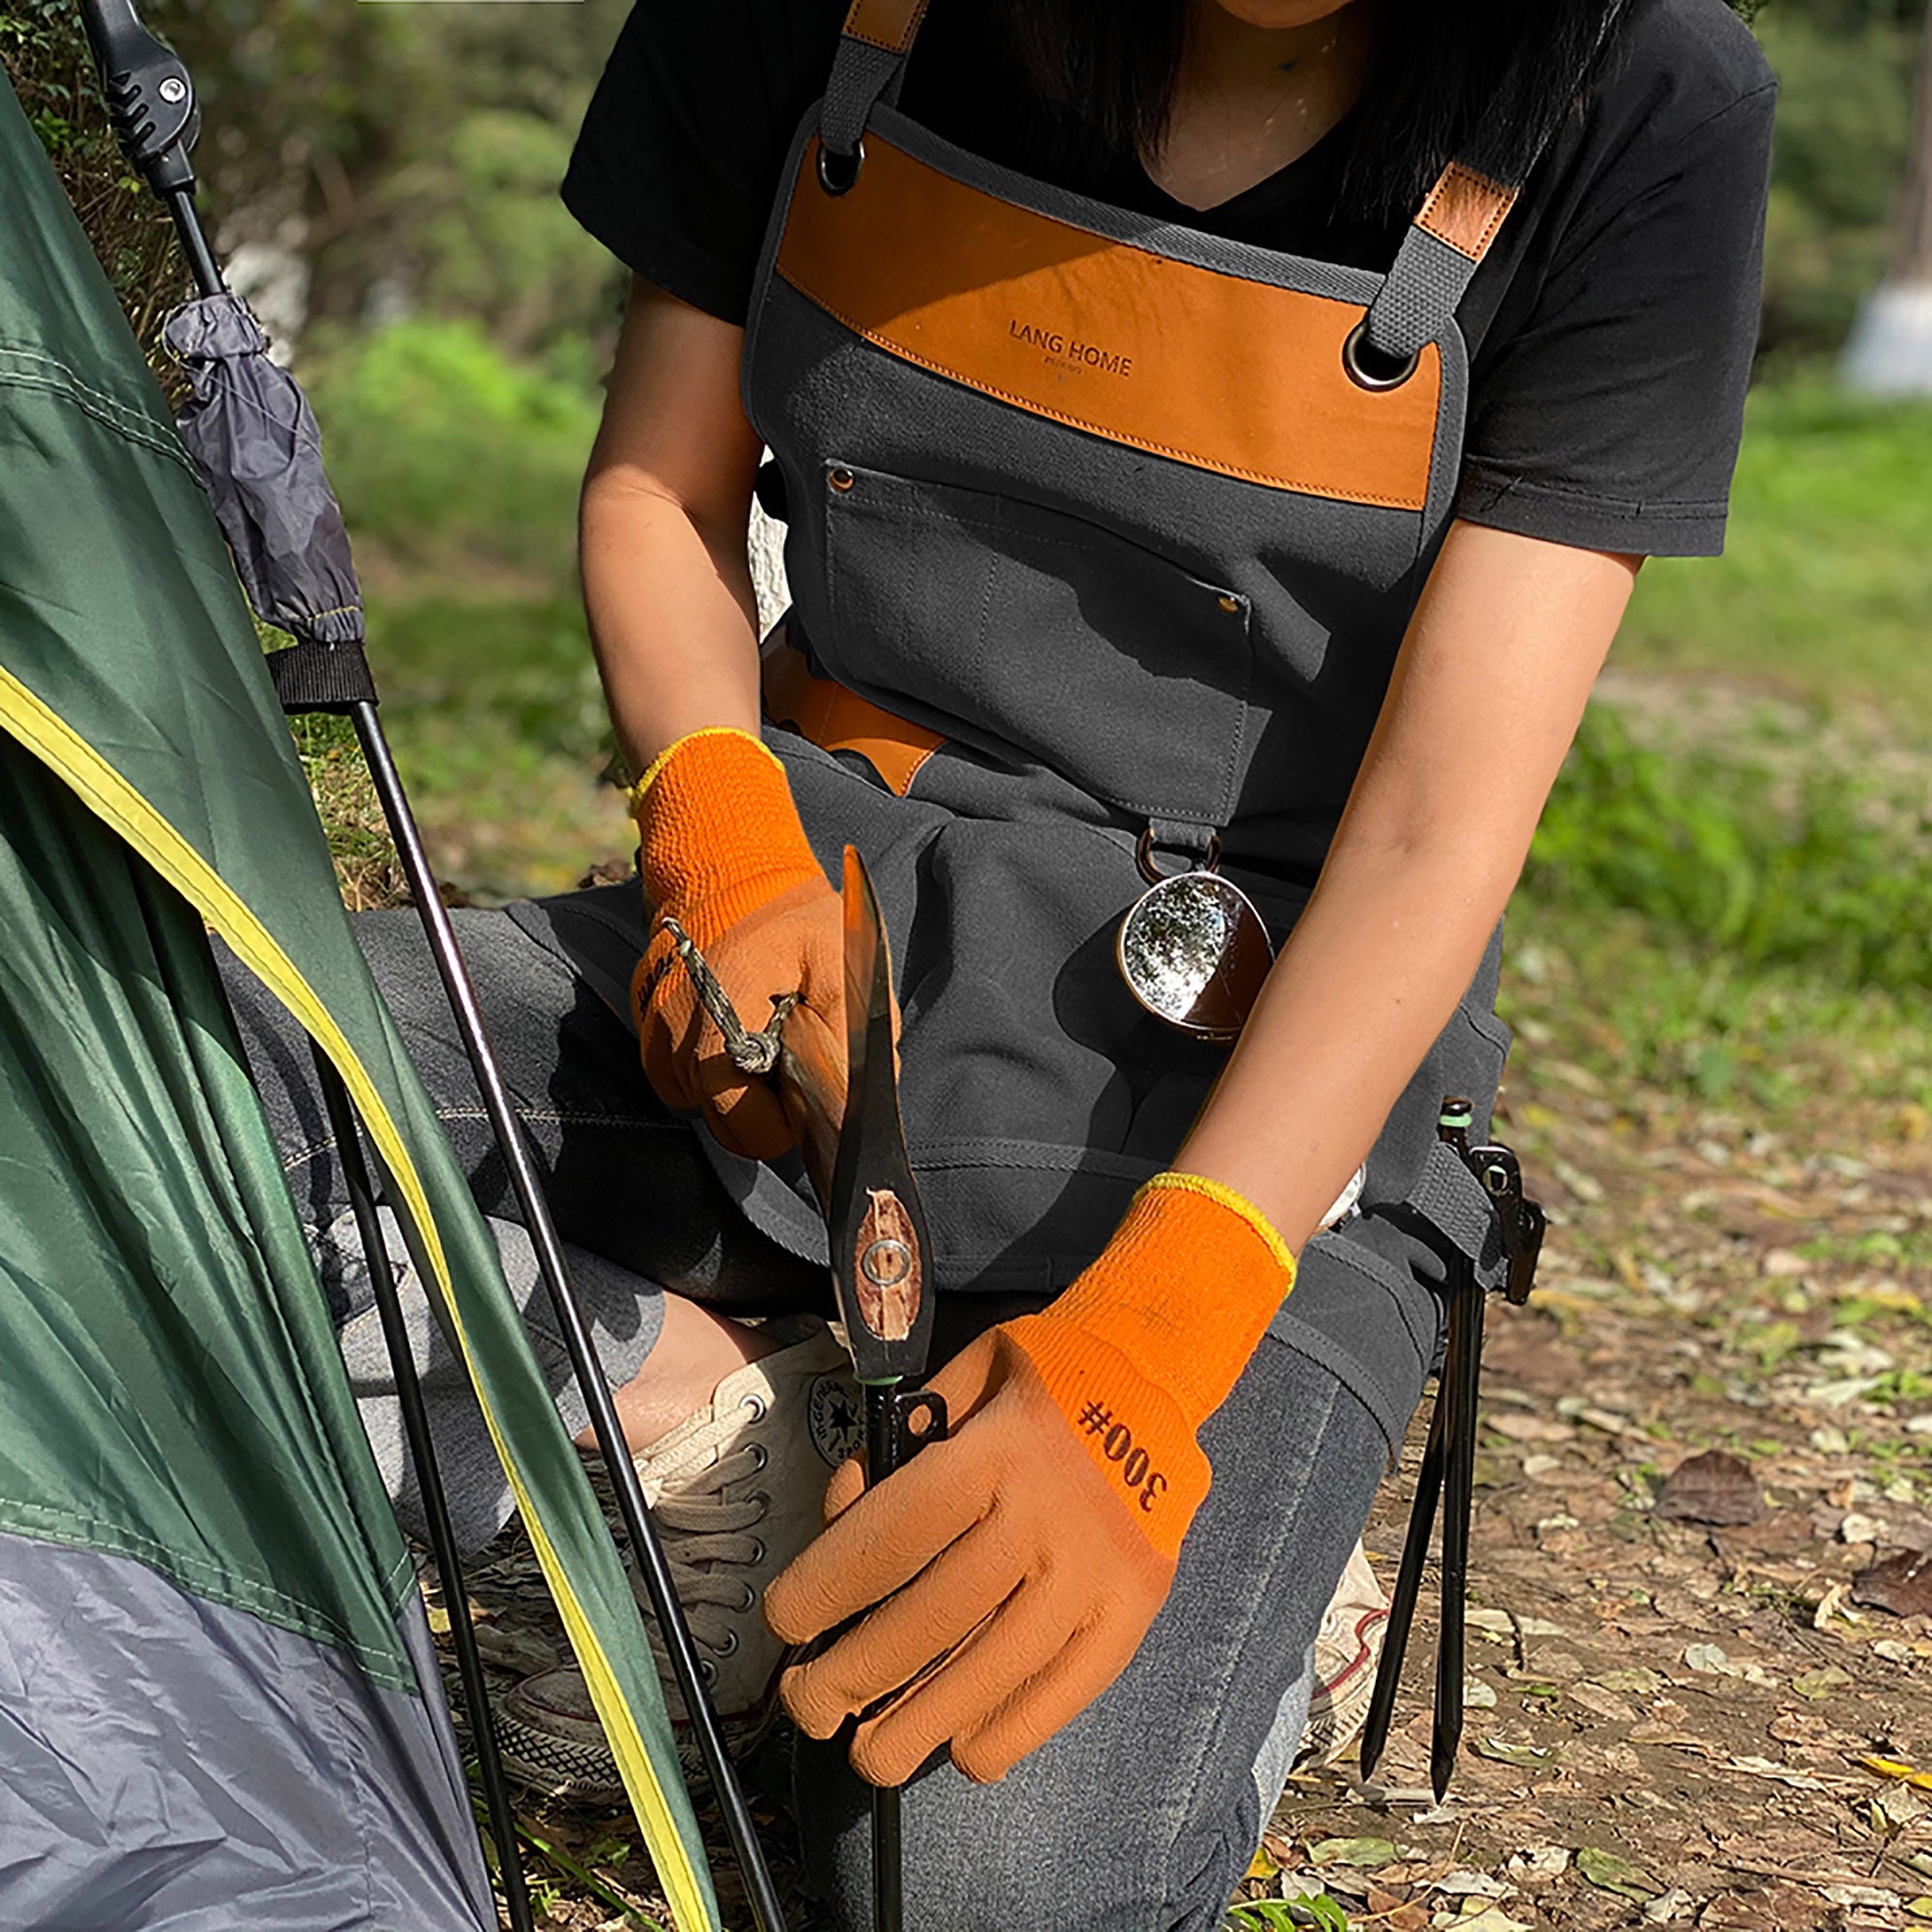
[{"xmin": 995, "ymin": 0, "xmax": 1635, "ymax": 221}]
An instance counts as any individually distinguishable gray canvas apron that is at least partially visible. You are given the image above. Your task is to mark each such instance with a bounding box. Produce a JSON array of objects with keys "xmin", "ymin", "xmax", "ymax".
[{"xmin": 693, "ymin": 0, "xmax": 1524, "ymax": 1466}]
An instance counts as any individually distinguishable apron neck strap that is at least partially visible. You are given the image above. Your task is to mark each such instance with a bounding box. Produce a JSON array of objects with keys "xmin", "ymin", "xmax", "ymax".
[
  {"xmin": 1361, "ymin": 0, "xmax": 1633, "ymax": 367},
  {"xmin": 820, "ymin": 0, "xmax": 932, "ymax": 162},
  {"xmin": 1360, "ymin": 160, "xmax": 1518, "ymax": 366}
]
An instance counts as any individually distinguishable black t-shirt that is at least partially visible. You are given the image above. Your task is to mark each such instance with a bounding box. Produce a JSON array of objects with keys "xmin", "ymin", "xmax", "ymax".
[{"xmin": 562, "ymin": 0, "xmax": 1776, "ymax": 556}]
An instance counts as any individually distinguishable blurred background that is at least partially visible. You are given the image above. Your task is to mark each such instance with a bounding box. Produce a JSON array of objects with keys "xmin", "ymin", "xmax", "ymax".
[{"xmin": 8, "ymin": 6, "xmax": 1932, "ymax": 1924}]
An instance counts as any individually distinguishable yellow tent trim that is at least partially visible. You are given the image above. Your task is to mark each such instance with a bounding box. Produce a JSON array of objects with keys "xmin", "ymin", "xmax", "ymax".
[{"xmin": 0, "ymin": 664, "xmax": 715, "ymax": 1932}]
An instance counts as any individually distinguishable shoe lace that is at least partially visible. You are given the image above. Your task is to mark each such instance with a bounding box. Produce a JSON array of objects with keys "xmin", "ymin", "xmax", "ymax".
[{"xmin": 636, "ymin": 1436, "xmax": 770, "ymax": 1662}]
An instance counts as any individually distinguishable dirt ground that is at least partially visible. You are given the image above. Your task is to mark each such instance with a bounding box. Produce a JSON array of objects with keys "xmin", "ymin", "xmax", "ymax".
[{"xmin": 427, "ymin": 985, "xmax": 1932, "ymax": 1932}]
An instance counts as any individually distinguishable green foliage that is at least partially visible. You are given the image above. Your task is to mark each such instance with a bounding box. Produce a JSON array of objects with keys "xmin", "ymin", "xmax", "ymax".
[
  {"xmin": 2, "ymin": 0, "xmax": 188, "ymax": 349},
  {"xmin": 1225, "ymin": 1896, "xmax": 1352, "ymax": 1930},
  {"xmin": 1524, "ymin": 700, "xmax": 1932, "ymax": 995},
  {"xmin": 1753, "ymin": 3, "xmax": 1925, "ymax": 357},
  {"xmin": 299, "ymin": 316, "xmax": 598, "ymax": 576}
]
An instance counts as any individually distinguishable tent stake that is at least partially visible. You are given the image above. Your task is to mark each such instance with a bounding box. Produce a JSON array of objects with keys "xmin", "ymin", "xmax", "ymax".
[{"xmin": 314, "ymin": 1048, "xmax": 536, "ymax": 1932}]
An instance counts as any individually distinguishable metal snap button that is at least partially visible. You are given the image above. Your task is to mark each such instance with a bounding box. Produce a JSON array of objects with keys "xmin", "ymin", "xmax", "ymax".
[{"xmin": 1342, "ymin": 318, "xmax": 1421, "ymax": 392}]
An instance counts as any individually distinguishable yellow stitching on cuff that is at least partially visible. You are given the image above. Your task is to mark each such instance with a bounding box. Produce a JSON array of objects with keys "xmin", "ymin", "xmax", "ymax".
[
  {"xmin": 625, "ymin": 725, "xmax": 779, "ymax": 815},
  {"xmin": 1145, "ymin": 1171, "xmax": 1297, "ymax": 1276}
]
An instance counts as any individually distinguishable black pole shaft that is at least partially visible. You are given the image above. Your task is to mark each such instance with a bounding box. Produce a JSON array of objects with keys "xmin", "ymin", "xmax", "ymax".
[
  {"xmin": 865, "ymin": 1384, "xmax": 905, "ymax": 1932},
  {"xmin": 164, "ymin": 185, "xmax": 225, "ymax": 298},
  {"xmin": 1432, "ymin": 1262, "xmax": 1487, "ymax": 1802},
  {"xmin": 313, "ymin": 1047, "xmax": 535, "ymax": 1932},
  {"xmin": 347, "ymin": 700, "xmax": 787, "ymax": 1932},
  {"xmin": 1358, "ymin": 1355, "xmax": 1447, "ymax": 1781}
]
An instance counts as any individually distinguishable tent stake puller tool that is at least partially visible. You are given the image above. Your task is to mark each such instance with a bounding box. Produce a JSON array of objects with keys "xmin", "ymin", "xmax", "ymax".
[
  {"xmin": 1356, "ymin": 1094, "xmax": 1546, "ymax": 1803},
  {"xmin": 668, "ymin": 847, "xmax": 942, "ymax": 1932}
]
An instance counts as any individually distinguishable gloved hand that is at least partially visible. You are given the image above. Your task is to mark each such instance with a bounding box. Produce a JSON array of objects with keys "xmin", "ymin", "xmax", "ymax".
[
  {"xmin": 762, "ymin": 1171, "xmax": 1297, "ymax": 1786},
  {"xmin": 628, "ymin": 725, "xmax": 842, "ymax": 1160}
]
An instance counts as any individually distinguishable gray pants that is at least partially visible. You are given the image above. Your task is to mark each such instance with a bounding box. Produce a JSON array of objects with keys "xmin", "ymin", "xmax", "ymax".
[{"xmin": 218, "ymin": 893, "xmax": 1391, "ymax": 1932}]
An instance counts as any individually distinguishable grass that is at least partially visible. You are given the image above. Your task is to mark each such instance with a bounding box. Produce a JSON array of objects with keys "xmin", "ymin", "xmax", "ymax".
[{"xmin": 1613, "ymin": 378, "xmax": 1932, "ymax": 729}]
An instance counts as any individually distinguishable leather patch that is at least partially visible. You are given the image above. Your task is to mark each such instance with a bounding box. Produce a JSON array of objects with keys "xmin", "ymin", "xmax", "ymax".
[
  {"xmin": 1414, "ymin": 162, "xmax": 1520, "ymax": 264},
  {"xmin": 842, "ymin": 0, "xmax": 928, "ymax": 53},
  {"xmin": 778, "ymin": 136, "xmax": 1442, "ymax": 511},
  {"xmin": 761, "ymin": 634, "xmax": 943, "ymax": 798}
]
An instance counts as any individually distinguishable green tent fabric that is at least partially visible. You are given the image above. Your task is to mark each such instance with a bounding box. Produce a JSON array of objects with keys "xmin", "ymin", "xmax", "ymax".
[{"xmin": 0, "ymin": 68, "xmax": 719, "ymax": 1932}]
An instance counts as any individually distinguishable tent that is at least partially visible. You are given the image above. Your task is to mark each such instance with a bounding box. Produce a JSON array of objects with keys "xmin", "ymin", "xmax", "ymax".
[{"xmin": 0, "ymin": 65, "xmax": 720, "ymax": 1932}]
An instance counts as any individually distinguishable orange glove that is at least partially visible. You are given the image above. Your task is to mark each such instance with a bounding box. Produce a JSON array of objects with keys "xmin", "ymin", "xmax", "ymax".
[
  {"xmin": 629, "ymin": 726, "xmax": 842, "ymax": 1160},
  {"xmin": 763, "ymin": 1172, "xmax": 1297, "ymax": 1786}
]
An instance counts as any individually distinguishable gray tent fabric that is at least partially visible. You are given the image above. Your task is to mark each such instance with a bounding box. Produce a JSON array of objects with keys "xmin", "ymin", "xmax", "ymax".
[{"xmin": 161, "ymin": 293, "xmax": 364, "ymax": 646}]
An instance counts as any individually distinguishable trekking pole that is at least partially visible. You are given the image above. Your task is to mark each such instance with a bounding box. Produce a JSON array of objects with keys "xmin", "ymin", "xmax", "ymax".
[
  {"xmin": 313, "ymin": 1047, "xmax": 536, "ymax": 1932},
  {"xmin": 76, "ymin": 10, "xmax": 790, "ymax": 1927}
]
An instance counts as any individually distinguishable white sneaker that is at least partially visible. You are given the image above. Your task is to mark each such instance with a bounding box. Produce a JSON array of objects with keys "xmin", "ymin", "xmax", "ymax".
[
  {"xmin": 1293, "ymin": 1536, "xmax": 1391, "ymax": 1771},
  {"xmin": 495, "ymin": 1318, "xmax": 863, "ymax": 1802}
]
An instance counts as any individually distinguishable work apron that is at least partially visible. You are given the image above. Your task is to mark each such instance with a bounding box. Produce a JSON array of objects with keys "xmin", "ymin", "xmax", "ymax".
[{"xmin": 692, "ymin": 0, "xmax": 1524, "ymax": 1466}]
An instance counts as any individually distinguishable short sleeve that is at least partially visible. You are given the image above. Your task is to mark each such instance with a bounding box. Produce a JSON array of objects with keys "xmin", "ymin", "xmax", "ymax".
[
  {"xmin": 1454, "ymin": 79, "xmax": 1778, "ymax": 557},
  {"xmin": 560, "ymin": 0, "xmax": 844, "ymax": 325}
]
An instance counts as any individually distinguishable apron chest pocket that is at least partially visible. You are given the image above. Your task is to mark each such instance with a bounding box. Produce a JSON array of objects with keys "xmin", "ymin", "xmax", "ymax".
[{"xmin": 814, "ymin": 461, "xmax": 1255, "ymax": 828}]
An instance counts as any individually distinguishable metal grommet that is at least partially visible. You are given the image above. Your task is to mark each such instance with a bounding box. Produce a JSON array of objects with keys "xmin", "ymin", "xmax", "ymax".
[
  {"xmin": 1342, "ymin": 318, "xmax": 1420, "ymax": 392},
  {"xmin": 737, "ymin": 1582, "xmax": 757, "ymax": 1612},
  {"xmin": 817, "ymin": 138, "xmax": 865, "ymax": 196},
  {"xmin": 716, "ymin": 1629, "xmax": 739, "ymax": 1659},
  {"xmin": 828, "ymin": 466, "xmax": 856, "ymax": 494},
  {"xmin": 1216, "ymin": 593, "xmax": 1240, "ymax": 615},
  {"xmin": 699, "ymin": 1658, "xmax": 717, "ymax": 1685},
  {"xmin": 748, "ymin": 1441, "xmax": 769, "ymax": 1473},
  {"xmin": 1135, "ymin": 826, "xmax": 1222, "ymax": 886},
  {"xmin": 739, "ymin": 1390, "xmax": 768, "ymax": 1423}
]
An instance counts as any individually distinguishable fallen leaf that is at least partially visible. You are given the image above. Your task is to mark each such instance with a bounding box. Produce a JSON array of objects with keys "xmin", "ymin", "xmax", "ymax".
[
  {"xmin": 1853, "ymin": 1548, "xmax": 1932, "ymax": 1617},
  {"xmin": 1652, "ymin": 1448, "xmax": 1764, "ymax": 1525},
  {"xmin": 1577, "ymin": 1845, "xmax": 1663, "ymax": 1900},
  {"xmin": 1487, "ymin": 1413, "xmax": 1576, "ymax": 1443},
  {"xmin": 1790, "ymin": 1664, "xmax": 1853, "ymax": 1699},
  {"xmin": 1472, "ymin": 1736, "xmax": 1552, "ymax": 1767},
  {"xmin": 1861, "ymin": 1754, "xmax": 1932, "ymax": 1792},
  {"xmin": 1307, "ymin": 1837, "xmax": 1399, "ymax": 1868},
  {"xmin": 1723, "ymin": 1753, "xmax": 1848, "ymax": 1790}
]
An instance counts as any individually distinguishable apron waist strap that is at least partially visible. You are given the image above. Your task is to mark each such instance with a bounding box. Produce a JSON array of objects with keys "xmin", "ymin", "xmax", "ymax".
[{"xmin": 761, "ymin": 630, "xmax": 944, "ymax": 797}]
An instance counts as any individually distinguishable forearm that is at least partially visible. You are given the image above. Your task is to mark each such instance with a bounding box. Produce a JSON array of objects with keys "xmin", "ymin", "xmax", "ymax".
[
  {"xmin": 1177, "ymin": 522, "xmax": 1639, "ymax": 1261},
  {"xmin": 1176, "ymin": 834, "xmax": 1522, "ymax": 1256},
  {"xmin": 579, "ymin": 276, "xmax": 768, "ymax": 782},
  {"xmin": 581, "ymin": 473, "xmax": 763, "ymax": 781}
]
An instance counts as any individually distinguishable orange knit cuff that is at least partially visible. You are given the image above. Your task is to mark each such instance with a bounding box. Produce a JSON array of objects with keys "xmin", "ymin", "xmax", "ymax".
[
  {"xmin": 1045, "ymin": 1173, "xmax": 1297, "ymax": 1429},
  {"xmin": 629, "ymin": 727, "xmax": 825, "ymax": 945}
]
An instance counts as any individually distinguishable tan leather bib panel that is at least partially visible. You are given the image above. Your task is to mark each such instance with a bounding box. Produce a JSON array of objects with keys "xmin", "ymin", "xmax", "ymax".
[{"xmin": 777, "ymin": 135, "xmax": 1444, "ymax": 512}]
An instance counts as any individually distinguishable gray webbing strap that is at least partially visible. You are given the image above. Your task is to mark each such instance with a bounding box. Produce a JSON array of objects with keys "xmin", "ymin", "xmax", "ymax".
[
  {"xmin": 1407, "ymin": 1139, "xmax": 1508, "ymax": 1292},
  {"xmin": 1364, "ymin": 220, "xmax": 1493, "ymax": 362},
  {"xmin": 1364, "ymin": 0, "xmax": 1634, "ymax": 360},
  {"xmin": 821, "ymin": 39, "xmax": 905, "ymax": 157},
  {"xmin": 819, "ymin": 1, "xmax": 930, "ymax": 157}
]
